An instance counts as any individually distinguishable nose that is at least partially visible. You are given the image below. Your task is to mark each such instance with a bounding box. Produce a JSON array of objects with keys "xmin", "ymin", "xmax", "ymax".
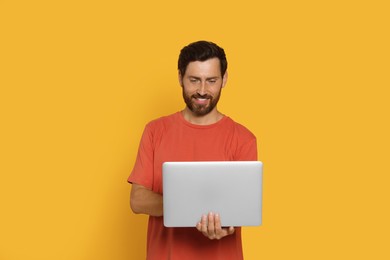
[{"xmin": 197, "ymin": 81, "xmax": 207, "ymax": 95}]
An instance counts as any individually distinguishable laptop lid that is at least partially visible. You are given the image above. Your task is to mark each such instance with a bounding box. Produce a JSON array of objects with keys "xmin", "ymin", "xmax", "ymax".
[{"xmin": 162, "ymin": 161, "xmax": 263, "ymax": 227}]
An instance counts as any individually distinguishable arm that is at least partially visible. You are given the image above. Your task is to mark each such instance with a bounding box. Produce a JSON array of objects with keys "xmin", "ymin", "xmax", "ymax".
[{"xmin": 130, "ymin": 183, "xmax": 163, "ymax": 217}]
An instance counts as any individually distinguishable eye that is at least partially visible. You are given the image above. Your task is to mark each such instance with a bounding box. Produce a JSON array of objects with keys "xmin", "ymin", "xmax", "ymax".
[{"xmin": 189, "ymin": 78, "xmax": 199, "ymax": 83}]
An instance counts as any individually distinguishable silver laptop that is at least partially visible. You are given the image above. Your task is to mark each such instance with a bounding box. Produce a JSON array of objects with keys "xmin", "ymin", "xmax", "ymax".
[{"xmin": 162, "ymin": 161, "xmax": 263, "ymax": 227}]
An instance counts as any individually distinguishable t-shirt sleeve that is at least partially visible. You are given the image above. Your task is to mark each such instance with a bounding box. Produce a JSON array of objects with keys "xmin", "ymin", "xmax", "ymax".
[
  {"xmin": 235, "ymin": 137, "xmax": 258, "ymax": 161},
  {"xmin": 127, "ymin": 123, "xmax": 154, "ymax": 189},
  {"xmin": 233, "ymin": 123, "xmax": 258, "ymax": 161}
]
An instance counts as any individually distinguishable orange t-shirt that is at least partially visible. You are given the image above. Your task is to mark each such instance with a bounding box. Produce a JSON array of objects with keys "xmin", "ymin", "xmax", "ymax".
[{"xmin": 128, "ymin": 112, "xmax": 257, "ymax": 260}]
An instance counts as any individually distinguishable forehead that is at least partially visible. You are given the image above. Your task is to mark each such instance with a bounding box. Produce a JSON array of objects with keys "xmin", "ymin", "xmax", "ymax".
[{"xmin": 184, "ymin": 58, "xmax": 222, "ymax": 77}]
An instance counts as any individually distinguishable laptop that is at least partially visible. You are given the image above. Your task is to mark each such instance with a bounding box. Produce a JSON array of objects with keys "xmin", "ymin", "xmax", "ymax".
[{"xmin": 162, "ymin": 161, "xmax": 263, "ymax": 227}]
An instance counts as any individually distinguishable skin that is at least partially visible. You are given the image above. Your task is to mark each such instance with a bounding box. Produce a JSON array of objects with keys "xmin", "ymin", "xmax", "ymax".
[{"xmin": 130, "ymin": 57, "xmax": 234, "ymax": 240}]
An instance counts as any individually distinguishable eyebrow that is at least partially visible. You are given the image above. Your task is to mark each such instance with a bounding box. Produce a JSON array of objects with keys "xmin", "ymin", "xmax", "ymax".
[{"xmin": 188, "ymin": 76, "xmax": 220, "ymax": 80}]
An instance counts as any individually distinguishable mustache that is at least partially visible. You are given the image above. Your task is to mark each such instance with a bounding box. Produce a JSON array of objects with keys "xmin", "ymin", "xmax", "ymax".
[{"xmin": 192, "ymin": 93, "xmax": 212, "ymax": 99}]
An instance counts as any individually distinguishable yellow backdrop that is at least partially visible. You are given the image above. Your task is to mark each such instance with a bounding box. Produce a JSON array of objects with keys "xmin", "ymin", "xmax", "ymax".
[{"xmin": 1, "ymin": 0, "xmax": 389, "ymax": 259}]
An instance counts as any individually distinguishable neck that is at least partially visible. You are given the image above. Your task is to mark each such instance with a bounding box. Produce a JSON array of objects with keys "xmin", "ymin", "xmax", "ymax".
[{"xmin": 182, "ymin": 107, "xmax": 224, "ymax": 125}]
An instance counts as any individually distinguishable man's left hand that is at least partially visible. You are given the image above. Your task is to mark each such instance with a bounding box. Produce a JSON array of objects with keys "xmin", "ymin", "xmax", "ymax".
[{"xmin": 196, "ymin": 212, "xmax": 235, "ymax": 240}]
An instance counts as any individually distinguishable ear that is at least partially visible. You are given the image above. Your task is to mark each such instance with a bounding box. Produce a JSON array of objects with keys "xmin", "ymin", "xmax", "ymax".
[
  {"xmin": 222, "ymin": 71, "xmax": 228, "ymax": 88},
  {"xmin": 178, "ymin": 70, "xmax": 184, "ymax": 87}
]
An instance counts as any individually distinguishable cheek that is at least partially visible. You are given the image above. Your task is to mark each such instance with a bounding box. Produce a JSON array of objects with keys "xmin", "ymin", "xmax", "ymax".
[
  {"xmin": 209, "ymin": 85, "xmax": 222, "ymax": 94},
  {"xmin": 182, "ymin": 84, "xmax": 197, "ymax": 93},
  {"xmin": 182, "ymin": 87, "xmax": 194, "ymax": 98}
]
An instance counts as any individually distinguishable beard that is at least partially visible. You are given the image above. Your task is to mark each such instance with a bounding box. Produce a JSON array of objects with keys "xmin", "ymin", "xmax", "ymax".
[{"xmin": 182, "ymin": 87, "xmax": 222, "ymax": 117}]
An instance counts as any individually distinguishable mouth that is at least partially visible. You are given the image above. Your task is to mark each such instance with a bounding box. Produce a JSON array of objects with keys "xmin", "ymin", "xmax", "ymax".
[{"xmin": 193, "ymin": 96, "xmax": 210, "ymax": 105}]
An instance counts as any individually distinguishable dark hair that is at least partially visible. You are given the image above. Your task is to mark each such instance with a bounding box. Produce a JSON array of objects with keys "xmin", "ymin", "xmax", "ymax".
[{"xmin": 178, "ymin": 41, "xmax": 228, "ymax": 77}]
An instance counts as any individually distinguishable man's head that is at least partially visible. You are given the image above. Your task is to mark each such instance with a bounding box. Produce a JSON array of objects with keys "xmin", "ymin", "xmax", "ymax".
[
  {"xmin": 178, "ymin": 41, "xmax": 228, "ymax": 117},
  {"xmin": 178, "ymin": 41, "xmax": 228, "ymax": 78}
]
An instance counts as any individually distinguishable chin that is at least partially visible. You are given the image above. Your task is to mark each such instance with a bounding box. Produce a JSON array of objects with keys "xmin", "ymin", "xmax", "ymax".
[{"xmin": 191, "ymin": 107, "xmax": 213, "ymax": 117}]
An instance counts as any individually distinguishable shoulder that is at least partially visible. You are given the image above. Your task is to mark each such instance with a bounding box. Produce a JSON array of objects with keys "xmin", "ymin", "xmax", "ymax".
[
  {"xmin": 225, "ymin": 116, "xmax": 256, "ymax": 141},
  {"xmin": 145, "ymin": 112, "xmax": 179, "ymax": 132},
  {"xmin": 223, "ymin": 116, "xmax": 258, "ymax": 160}
]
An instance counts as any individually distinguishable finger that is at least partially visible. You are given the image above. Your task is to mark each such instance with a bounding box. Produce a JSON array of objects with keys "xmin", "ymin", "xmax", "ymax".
[
  {"xmin": 214, "ymin": 213, "xmax": 225, "ymax": 239},
  {"xmin": 200, "ymin": 214, "xmax": 208, "ymax": 234},
  {"xmin": 207, "ymin": 212, "xmax": 215, "ymax": 237},
  {"xmin": 214, "ymin": 213, "xmax": 222, "ymax": 231},
  {"xmin": 214, "ymin": 213, "xmax": 224, "ymax": 237},
  {"xmin": 217, "ymin": 227, "xmax": 235, "ymax": 240},
  {"xmin": 196, "ymin": 221, "xmax": 201, "ymax": 232},
  {"xmin": 228, "ymin": 226, "xmax": 235, "ymax": 235}
]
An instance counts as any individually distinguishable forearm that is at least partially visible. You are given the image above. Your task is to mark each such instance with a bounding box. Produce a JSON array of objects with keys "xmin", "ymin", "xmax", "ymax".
[{"xmin": 130, "ymin": 184, "xmax": 163, "ymax": 217}]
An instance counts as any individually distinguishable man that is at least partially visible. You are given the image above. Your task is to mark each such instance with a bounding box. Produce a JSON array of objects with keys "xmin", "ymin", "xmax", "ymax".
[{"xmin": 128, "ymin": 41, "xmax": 257, "ymax": 260}]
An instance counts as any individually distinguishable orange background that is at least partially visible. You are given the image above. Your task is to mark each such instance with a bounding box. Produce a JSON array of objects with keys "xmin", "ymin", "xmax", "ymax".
[{"xmin": 1, "ymin": 0, "xmax": 389, "ymax": 259}]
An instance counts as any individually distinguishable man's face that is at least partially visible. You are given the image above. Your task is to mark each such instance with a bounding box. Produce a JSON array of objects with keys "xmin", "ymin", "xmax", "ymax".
[{"xmin": 179, "ymin": 58, "xmax": 227, "ymax": 116}]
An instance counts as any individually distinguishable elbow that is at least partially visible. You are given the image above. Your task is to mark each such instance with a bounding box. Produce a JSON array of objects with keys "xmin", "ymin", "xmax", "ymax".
[
  {"xmin": 130, "ymin": 188, "xmax": 144, "ymax": 214},
  {"xmin": 130, "ymin": 197, "xmax": 142, "ymax": 214}
]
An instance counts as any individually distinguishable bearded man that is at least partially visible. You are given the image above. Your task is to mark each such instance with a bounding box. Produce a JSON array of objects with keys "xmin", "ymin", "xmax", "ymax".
[{"xmin": 128, "ymin": 41, "xmax": 258, "ymax": 260}]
